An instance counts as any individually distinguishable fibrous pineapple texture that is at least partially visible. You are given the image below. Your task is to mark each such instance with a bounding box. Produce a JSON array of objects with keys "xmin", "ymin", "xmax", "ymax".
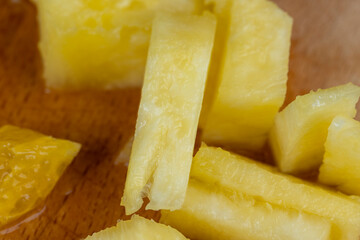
[
  {"xmin": 34, "ymin": 0, "xmax": 202, "ymax": 90},
  {"xmin": 121, "ymin": 12, "xmax": 216, "ymax": 214},
  {"xmin": 85, "ymin": 215, "xmax": 188, "ymax": 240},
  {"xmin": 270, "ymin": 83, "xmax": 360, "ymax": 174},
  {"xmin": 161, "ymin": 180, "xmax": 331, "ymax": 240},
  {"xmin": 201, "ymin": 0, "xmax": 292, "ymax": 151},
  {"xmin": 0, "ymin": 125, "xmax": 81, "ymax": 227},
  {"xmin": 189, "ymin": 145, "xmax": 360, "ymax": 240},
  {"xmin": 319, "ymin": 115, "xmax": 360, "ymax": 195}
]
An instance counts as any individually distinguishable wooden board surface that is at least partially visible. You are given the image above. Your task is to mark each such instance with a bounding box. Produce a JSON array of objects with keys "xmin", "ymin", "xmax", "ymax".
[{"xmin": 0, "ymin": 0, "xmax": 360, "ymax": 239}]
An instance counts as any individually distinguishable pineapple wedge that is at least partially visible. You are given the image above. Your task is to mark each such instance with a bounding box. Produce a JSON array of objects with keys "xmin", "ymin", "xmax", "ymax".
[
  {"xmin": 161, "ymin": 180, "xmax": 331, "ymax": 240},
  {"xmin": 85, "ymin": 215, "xmax": 187, "ymax": 240},
  {"xmin": 201, "ymin": 0, "xmax": 292, "ymax": 151},
  {"xmin": 270, "ymin": 83, "xmax": 360, "ymax": 174},
  {"xmin": 0, "ymin": 125, "xmax": 81, "ymax": 227},
  {"xmin": 191, "ymin": 144, "xmax": 360, "ymax": 240},
  {"xmin": 121, "ymin": 12, "xmax": 216, "ymax": 214},
  {"xmin": 34, "ymin": 0, "xmax": 202, "ymax": 90},
  {"xmin": 319, "ymin": 115, "xmax": 360, "ymax": 195}
]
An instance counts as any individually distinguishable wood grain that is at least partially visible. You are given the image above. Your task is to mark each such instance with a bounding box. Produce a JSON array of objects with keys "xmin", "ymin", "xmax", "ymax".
[{"xmin": 0, "ymin": 0, "xmax": 359, "ymax": 239}]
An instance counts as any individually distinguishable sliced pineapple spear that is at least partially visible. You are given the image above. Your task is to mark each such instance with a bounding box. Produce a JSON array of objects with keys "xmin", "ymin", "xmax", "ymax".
[
  {"xmin": 121, "ymin": 12, "xmax": 216, "ymax": 214},
  {"xmin": 186, "ymin": 145, "xmax": 360, "ymax": 240},
  {"xmin": 161, "ymin": 180, "xmax": 331, "ymax": 240},
  {"xmin": 34, "ymin": 0, "xmax": 202, "ymax": 90},
  {"xmin": 270, "ymin": 83, "xmax": 360, "ymax": 174},
  {"xmin": 201, "ymin": 0, "xmax": 292, "ymax": 151},
  {"xmin": 319, "ymin": 115, "xmax": 360, "ymax": 195},
  {"xmin": 0, "ymin": 125, "xmax": 81, "ymax": 227},
  {"xmin": 85, "ymin": 215, "xmax": 188, "ymax": 240}
]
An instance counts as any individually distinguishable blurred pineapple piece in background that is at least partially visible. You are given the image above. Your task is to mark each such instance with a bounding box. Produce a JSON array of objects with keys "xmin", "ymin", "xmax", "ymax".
[
  {"xmin": 121, "ymin": 12, "xmax": 216, "ymax": 214},
  {"xmin": 34, "ymin": 0, "xmax": 202, "ymax": 90},
  {"xmin": 319, "ymin": 115, "xmax": 360, "ymax": 196},
  {"xmin": 85, "ymin": 215, "xmax": 188, "ymax": 240},
  {"xmin": 201, "ymin": 0, "xmax": 292, "ymax": 151},
  {"xmin": 189, "ymin": 144, "xmax": 360, "ymax": 240},
  {"xmin": 0, "ymin": 125, "xmax": 81, "ymax": 227},
  {"xmin": 161, "ymin": 180, "xmax": 331, "ymax": 240},
  {"xmin": 270, "ymin": 83, "xmax": 360, "ymax": 174}
]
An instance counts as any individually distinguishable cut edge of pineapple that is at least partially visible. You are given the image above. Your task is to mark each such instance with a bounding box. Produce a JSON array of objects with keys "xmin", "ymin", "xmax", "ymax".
[
  {"xmin": 270, "ymin": 82, "xmax": 360, "ymax": 174},
  {"xmin": 318, "ymin": 115, "xmax": 360, "ymax": 195}
]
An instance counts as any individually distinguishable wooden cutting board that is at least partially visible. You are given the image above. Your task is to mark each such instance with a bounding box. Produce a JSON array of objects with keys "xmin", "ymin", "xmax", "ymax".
[{"xmin": 0, "ymin": 0, "xmax": 359, "ymax": 239}]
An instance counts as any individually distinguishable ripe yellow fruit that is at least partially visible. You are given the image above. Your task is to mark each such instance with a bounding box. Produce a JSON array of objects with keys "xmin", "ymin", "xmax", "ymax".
[
  {"xmin": 201, "ymin": 0, "xmax": 292, "ymax": 151},
  {"xmin": 270, "ymin": 83, "xmax": 360, "ymax": 174},
  {"xmin": 121, "ymin": 12, "xmax": 216, "ymax": 214},
  {"xmin": 319, "ymin": 115, "xmax": 360, "ymax": 195},
  {"xmin": 85, "ymin": 215, "xmax": 188, "ymax": 240},
  {"xmin": 161, "ymin": 180, "xmax": 331, "ymax": 240},
  {"xmin": 34, "ymin": 0, "xmax": 202, "ymax": 90},
  {"xmin": 0, "ymin": 125, "xmax": 81, "ymax": 227},
  {"xmin": 190, "ymin": 144, "xmax": 360, "ymax": 240}
]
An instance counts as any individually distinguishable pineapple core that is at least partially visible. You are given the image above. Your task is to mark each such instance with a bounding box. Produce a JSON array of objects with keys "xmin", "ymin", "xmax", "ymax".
[
  {"xmin": 161, "ymin": 180, "xmax": 331, "ymax": 240},
  {"xmin": 85, "ymin": 215, "xmax": 187, "ymax": 240},
  {"xmin": 189, "ymin": 145, "xmax": 360, "ymax": 240},
  {"xmin": 319, "ymin": 115, "xmax": 360, "ymax": 196},
  {"xmin": 270, "ymin": 83, "xmax": 360, "ymax": 174},
  {"xmin": 34, "ymin": 0, "xmax": 202, "ymax": 90},
  {"xmin": 201, "ymin": 0, "xmax": 292, "ymax": 151},
  {"xmin": 121, "ymin": 12, "xmax": 216, "ymax": 214}
]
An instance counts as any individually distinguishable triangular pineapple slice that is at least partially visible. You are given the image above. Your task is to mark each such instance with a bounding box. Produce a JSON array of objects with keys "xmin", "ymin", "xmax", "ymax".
[
  {"xmin": 121, "ymin": 12, "xmax": 216, "ymax": 214},
  {"xmin": 319, "ymin": 115, "xmax": 360, "ymax": 195},
  {"xmin": 201, "ymin": 0, "xmax": 292, "ymax": 151},
  {"xmin": 34, "ymin": 0, "xmax": 202, "ymax": 90},
  {"xmin": 85, "ymin": 215, "xmax": 187, "ymax": 240},
  {"xmin": 270, "ymin": 83, "xmax": 360, "ymax": 174},
  {"xmin": 161, "ymin": 180, "xmax": 331, "ymax": 240},
  {"xmin": 0, "ymin": 125, "xmax": 81, "ymax": 227},
  {"xmin": 190, "ymin": 144, "xmax": 360, "ymax": 240}
]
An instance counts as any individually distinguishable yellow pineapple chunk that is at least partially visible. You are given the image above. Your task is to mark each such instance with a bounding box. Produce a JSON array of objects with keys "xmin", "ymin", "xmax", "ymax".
[
  {"xmin": 85, "ymin": 215, "xmax": 188, "ymax": 240},
  {"xmin": 0, "ymin": 125, "xmax": 81, "ymax": 227},
  {"xmin": 319, "ymin": 115, "xmax": 360, "ymax": 195},
  {"xmin": 190, "ymin": 145, "xmax": 360, "ymax": 240},
  {"xmin": 161, "ymin": 180, "xmax": 331, "ymax": 240},
  {"xmin": 270, "ymin": 83, "xmax": 360, "ymax": 174},
  {"xmin": 121, "ymin": 12, "xmax": 216, "ymax": 214},
  {"xmin": 34, "ymin": 0, "xmax": 202, "ymax": 90},
  {"xmin": 201, "ymin": 0, "xmax": 292, "ymax": 151}
]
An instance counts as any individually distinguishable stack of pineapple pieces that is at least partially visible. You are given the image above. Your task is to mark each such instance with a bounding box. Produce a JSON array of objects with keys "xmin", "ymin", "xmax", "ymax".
[{"xmin": 34, "ymin": 0, "xmax": 360, "ymax": 239}]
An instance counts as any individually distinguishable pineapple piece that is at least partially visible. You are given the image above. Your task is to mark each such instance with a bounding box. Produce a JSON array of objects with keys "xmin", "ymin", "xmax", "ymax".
[
  {"xmin": 85, "ymin": 215, "xmax": 188, "ymax": 240},
  {"xmin": 121, "ymin": 12, "xmax": 216, "ymax": 214},
  {"xmin": 161, "ymin": 180, "xmax": 331, "ymax": 240},
  {"xmin": 0, "ymin": 125, "xmax": 81, "ymax": 227},
  {"xmin": 201, "ymin": 0, "xmax": 292, "ymax": 151},
  {"xmin": 270, "ymin": 83, "xmax": 360, "ymax": 174},
  {"xmin": 319, "ymin": 115, "xmax": 360, "ymax": 195},
  {"xmin": 34, "ymin": 0, "xmax": 202, "ymax": 90},
  {"xmin": 191, "ymin": 145, "xmax": 360, "ymax": 240}
]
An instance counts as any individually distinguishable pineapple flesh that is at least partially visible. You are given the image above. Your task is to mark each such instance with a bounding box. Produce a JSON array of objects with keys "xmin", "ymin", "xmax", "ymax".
[
  {"xmin": 190, "ymin": 144, "xmax": 360, "ymax": 240},
  {"xmin": 121, "ymin": 12, "xmax": 216, "ymax": 214},
  {"xmin": 85, "ymin": 215, "xmax": 188, "ymax": 240},
  {"xmin": 270, "ymin": 83, "xmax": 360, "ymax": 174},
  {"xmin": 34, "ymin": 0, "xmax": 202, "ymax": 90},
  {"xmin": 319, "ymin": 115, "xmax": 360, "ymax": 195},
  {"xmin": 0, "ymin": 125, "xmax": 81, "ymax": 227},
  {"xmin": 201, "ymin": 0, "xmax": 292, "ymax": 151},
  {"xmin": 161, "ymin": 180, "xmax": 331, "ymax": 240}
]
